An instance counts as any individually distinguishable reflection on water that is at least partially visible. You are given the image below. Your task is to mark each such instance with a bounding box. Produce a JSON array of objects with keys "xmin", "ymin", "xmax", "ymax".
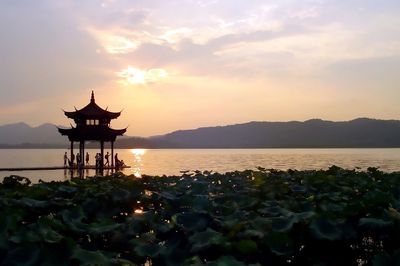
[
  {"xmin": 130, "ymin": 149, "xmax": 146, "ymax": 178},
  {"xmin": 1, "ymin": 148, "xmax": 400, "ymax": 183},
  {"xmin": 62, "ymin": 168, "xmax": 115, "ymax": 180},
  {"xmin": 134, "ymin": 209, "xmax": 144, "ymax": 215}
]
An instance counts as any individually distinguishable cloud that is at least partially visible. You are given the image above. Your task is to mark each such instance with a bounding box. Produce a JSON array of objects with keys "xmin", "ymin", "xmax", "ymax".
[
  {"xmin": 323, "ymin": 56, "xmax": 400, "ymax": 91},
  {"xmin": 0, "ymin": 1, "xmax": 116, "ymax": 105},
  {"xmin": 87, "ymin": 28, "xmax": 139, "ymax": 54},
  {"xmin": 1, "ymin": 0, "xmax": 400, "ymax": 134}
]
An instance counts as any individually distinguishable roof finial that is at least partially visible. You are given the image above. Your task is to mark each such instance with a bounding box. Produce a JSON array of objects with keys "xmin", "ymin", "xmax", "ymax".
[{"xmin": 91, "ymin": 90, "xmax": 95, "ymax": 103}]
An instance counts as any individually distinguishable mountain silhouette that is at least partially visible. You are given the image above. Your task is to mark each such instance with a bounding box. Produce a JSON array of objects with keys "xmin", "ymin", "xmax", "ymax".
[
  {"xmin": 1, "ymin": 118, "xmax": 400, "ymax": 148},
  {"xmin": 0, "ymin": 122, "xmax": 67, "ymax": 146},
  {"xmin": 141, "ymin": 118, "xmax": 400, "ymax": 148}
]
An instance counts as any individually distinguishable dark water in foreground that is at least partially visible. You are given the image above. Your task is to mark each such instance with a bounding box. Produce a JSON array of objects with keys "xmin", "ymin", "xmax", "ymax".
[{"xmin": 0, "ymin": 148, "xmax": 399, "ymax": 183}]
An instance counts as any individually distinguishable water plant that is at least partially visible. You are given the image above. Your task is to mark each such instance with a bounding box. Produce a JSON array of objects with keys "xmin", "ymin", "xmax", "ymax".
[{"xmin": 1, "ymin": 166, "xmax": 400, "ymax": 265}]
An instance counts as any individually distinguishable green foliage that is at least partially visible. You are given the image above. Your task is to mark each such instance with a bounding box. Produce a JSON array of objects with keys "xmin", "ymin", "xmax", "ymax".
[{"xmin": 1, "ymin": 166, "xmax": 400, "ymax": 265}]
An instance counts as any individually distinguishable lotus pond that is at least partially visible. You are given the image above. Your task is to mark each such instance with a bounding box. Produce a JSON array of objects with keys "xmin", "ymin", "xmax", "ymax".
[{"xmin": 1, "ymin": 166, "xmax": 400, "ymax": 265}]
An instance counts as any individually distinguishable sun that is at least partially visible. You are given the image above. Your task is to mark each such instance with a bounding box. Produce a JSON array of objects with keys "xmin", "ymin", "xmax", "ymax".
[
  {"xmin": 117, "ymin": 66, "xmax": 168, "ymax": 85},
  {"xmin": 123, "ymin": 67, "xmax": 146, "ymax": 84}
]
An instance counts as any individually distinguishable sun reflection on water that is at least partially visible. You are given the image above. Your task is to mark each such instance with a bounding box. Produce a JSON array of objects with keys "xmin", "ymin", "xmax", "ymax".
[
  {"xmin": 134, "ymin": 209, "xmax": 143, "ymax": 214},
  {"xmin": 130, "ymin": 149, "xmax": 146, "ymax": 156},
  {"xmin": 130, "ymin": 149, "xmax": 146, "ymax": 177}
]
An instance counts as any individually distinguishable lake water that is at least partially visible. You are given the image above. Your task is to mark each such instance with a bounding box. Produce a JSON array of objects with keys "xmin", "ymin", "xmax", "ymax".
[{"xmin": 0, "ymin": 148, "xmax": 400, "ymax": 183}]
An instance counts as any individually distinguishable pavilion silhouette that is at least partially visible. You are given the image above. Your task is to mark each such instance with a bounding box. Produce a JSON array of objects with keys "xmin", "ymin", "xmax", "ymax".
[{"xmin": 58, "ymin": 91, "xmax": 127, "ymax": 169}]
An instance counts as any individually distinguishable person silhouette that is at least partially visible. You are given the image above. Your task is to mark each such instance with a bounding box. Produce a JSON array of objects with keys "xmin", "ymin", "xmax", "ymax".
[
  {"xmin": 85, "ymin": 152, "xmax": 90, "ymax": 165},
  {"xmin": 76, "ymin": 152, "xmax": 80, "ymax": 166},
  {"xmin": 105, "ymin": 152, "xmax": 110, "ymax": 167},
  {"xmin": 95, "ymin": 153, "xmax": 100, "ymax": 169},
  {"xmin": 114, "ymin": 153, "xmax": 119, "ymax": 168},
  {"xmin": 63, "ymin": 152, "xmax": 68, "ymax": 167}
]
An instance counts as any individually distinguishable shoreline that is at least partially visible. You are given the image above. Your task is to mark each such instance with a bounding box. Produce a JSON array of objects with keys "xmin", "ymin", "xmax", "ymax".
[{"xmin": 2, "ymin": 146, "xmax": 400, "ymax": 149}]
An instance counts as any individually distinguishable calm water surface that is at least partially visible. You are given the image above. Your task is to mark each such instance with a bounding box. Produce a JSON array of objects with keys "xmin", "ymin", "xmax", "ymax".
[{"xmin": 0, "ymin": 148, "xmax": 400, "ymax": 183}]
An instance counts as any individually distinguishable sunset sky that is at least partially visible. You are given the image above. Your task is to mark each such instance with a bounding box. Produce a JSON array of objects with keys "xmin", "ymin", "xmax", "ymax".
[{"xmin": 0, "ymin": 0, "xmax": 399, "ymax": 136}]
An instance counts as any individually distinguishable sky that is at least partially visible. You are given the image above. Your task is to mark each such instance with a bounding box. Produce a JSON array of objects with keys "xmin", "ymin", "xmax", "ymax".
[{"xmin": 0, "ymin": 0, "xmax": 399, "ymax": 136}]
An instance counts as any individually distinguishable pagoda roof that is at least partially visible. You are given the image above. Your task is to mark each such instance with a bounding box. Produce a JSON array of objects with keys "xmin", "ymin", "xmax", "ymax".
[
  {"xmin": 64, "ymin": 91, "xmax": 121, "ymax": 120},
  {"xmin": 58, "ymin": 125, "xmax": 126, "ymax": 142}
]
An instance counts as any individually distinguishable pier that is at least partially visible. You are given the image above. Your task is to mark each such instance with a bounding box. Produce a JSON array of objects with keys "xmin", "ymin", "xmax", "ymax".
[{"xmin": 0, "ymin": 165, "xmax": 131, "ymax": 171}]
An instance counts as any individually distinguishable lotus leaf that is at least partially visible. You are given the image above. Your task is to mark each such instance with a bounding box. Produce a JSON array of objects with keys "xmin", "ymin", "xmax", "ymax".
[
  {"xmin": 359, "ymin": 218, "xmax": 393, "ymax": 230},
  {"xmin": 2, "ymin": 245, "xmax": 40, "ymax": 265},
  {"xmin": 309, "ymin": 219, "xmax": 342, "ymax": 241},
  {"xmin": 71, "ymin": 247, "xmax": 111, "ymax": 265},
  {"xmin": 265, "ymin": 231, "xmax": 293, "ymax": 256},
  {"xmin": 189, "ymin": 228, "xmax": 228, "ymax": 253},
  {"xmin": 209, "ymin": 255, "xmax": 247, "ymax": 266},
  {"xmin": 1, "ymin": 168, "xmax": 400, "ymax": 265},
  {"xmin": 235, "ymin": 239, "xmax": 258, "ymax": 254},
  {"xmin": 176, "ymin": 212, "xmax": 211, "ymax": 232},
  {"xmin": 87, "ymin": 220, "xmax": 122, "ymax": 235}
]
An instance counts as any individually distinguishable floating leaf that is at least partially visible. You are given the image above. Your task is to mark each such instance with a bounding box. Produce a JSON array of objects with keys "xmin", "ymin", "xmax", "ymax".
[
  {"xmin": 359, "ymin": 218, "xmax": 392, "ymax": 230},
  {"xmin": 235, "ymin": 239, "xmax": 258, "ymax": 254},
  {"xmin": 2, "ymin": 175, "xmax": 31, "ymax": 187},
  {"xmin": 2, "ymin": 245, "xmax": 40, "ymax": 265},
  {"xmin": 16, "ymin": 198, "xmax": 49, "ymax": 208},
  {"xmin": 387, "ymin": 207, "xmax": 400, "ymax": 221},
  {"xmin": 310, "ymin": 219, "xmax": 342, "ymax": 241},
  {"xmin": 189, "ymin": 228, "xmax": 227, "ymax": 253},
  {"xmin": 132, "ymin": 241, "xmax": 160, "ymax": 258},
  {"xmin": 237, "ymin": 229, "xmax": 264, "ymax": 239},
  {"xmin": 265, "ymin": 231, "xmax": 293, "ymax": 256},
  {"xmin": 61, "ymin": 207, "xmax": 87, "ymax": 232},
  {"xmin": 372, "ymin": 252, "xmax": 391, "ymax": 266},
  {"xmin": 39, "ymin": 226, "xmax": 63, "ymax": 243},
  {"xmin": 271, "ymin": 215, "xmax": 296, "ymax": 232},
  {"xmin": 159, "ymin": 191, "xmax": 178, "ymax": 201},
  {"xmin": 1, "ymin": 168, "xmax": 400, "ymax": 265},
  {"xmin": 37, "ymin": 215, "xmax": 66, "ymax": 232},
  {"xmin": 56, "ymin": 185, "xmax": 77, "ymax": 195},
  {"xmin": 110, "ymin": 188, "xmax": 131, "ymax": 202},
  {"xmin": 71, "ymin": 248, "xmax": 111, "ymax": 265},
  {"xmin": 9, "ymin": 230, "xmax": 41, "ymax": 243},
  {"xmin": 176, "ymin": 212, "xmax": 211, "ymax": 232},
  {"xmin": 250, "ymin": 217, "xmax": 272, "ymax": 236},
  {"xmin": 88, "ymin": 220, "xmax": 121, "ymax": 234},
  {"xmin": 191, "ymin": 195, "xmax": 210, "ymax": 211},
  {"xmin": 211, "ymin": 256, "xmax": 247, "ymax": 266}
]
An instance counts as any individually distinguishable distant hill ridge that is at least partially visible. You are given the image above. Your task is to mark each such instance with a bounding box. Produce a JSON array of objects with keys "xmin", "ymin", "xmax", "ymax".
[
  {"xmin": 1, "ymin": 118, "xmax": 400, "ymax": 148},
  {"xmin": 146, "ymin": 118, "xmax": 400, "ymax": 148},
  {"xmin": 0, "ymin": 122, "xmax": 66, "ymax": 146}
]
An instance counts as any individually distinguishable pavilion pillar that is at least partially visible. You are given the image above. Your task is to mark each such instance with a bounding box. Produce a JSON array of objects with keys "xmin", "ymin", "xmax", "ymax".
[
  {"xmin": 79, "ymin": 141, "xmax": 83, "ymax": 168},
  {"xmin": 70, "ymin": 141, "xmax": 74, "ymax": 166},
  {"xmin": 100, "ymin": 141, "xmax": 104, "ymax": 168},
  {"xmin": 81, "ymin": 141, "xmax": 85, "ymax": 166},
  {"xmin": 111, "ymin": 141, "xmax": 114, "ymax": 167},
  {"xmin": 80, "ymin": 141, "xmax": 82, "ymax": 164}
]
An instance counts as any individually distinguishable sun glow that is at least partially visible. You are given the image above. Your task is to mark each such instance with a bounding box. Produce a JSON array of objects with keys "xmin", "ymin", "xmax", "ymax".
[
  {"xmin": 117, "ymin": 67, "xmax": 168, "ymax": 85},
  {"xmin": 130, "ymin": 148, "xmax": 146, "ymax": 156}
]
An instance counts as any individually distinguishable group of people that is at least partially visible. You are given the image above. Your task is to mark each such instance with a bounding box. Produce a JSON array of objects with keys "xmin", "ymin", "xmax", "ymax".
[
  {"xmin": 64, "ymin": 152, "xmax": 89, "ymax": 167},
  {"xmin": 63, "ymin": 151, "xmax": 125, "ymax": 169}
]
